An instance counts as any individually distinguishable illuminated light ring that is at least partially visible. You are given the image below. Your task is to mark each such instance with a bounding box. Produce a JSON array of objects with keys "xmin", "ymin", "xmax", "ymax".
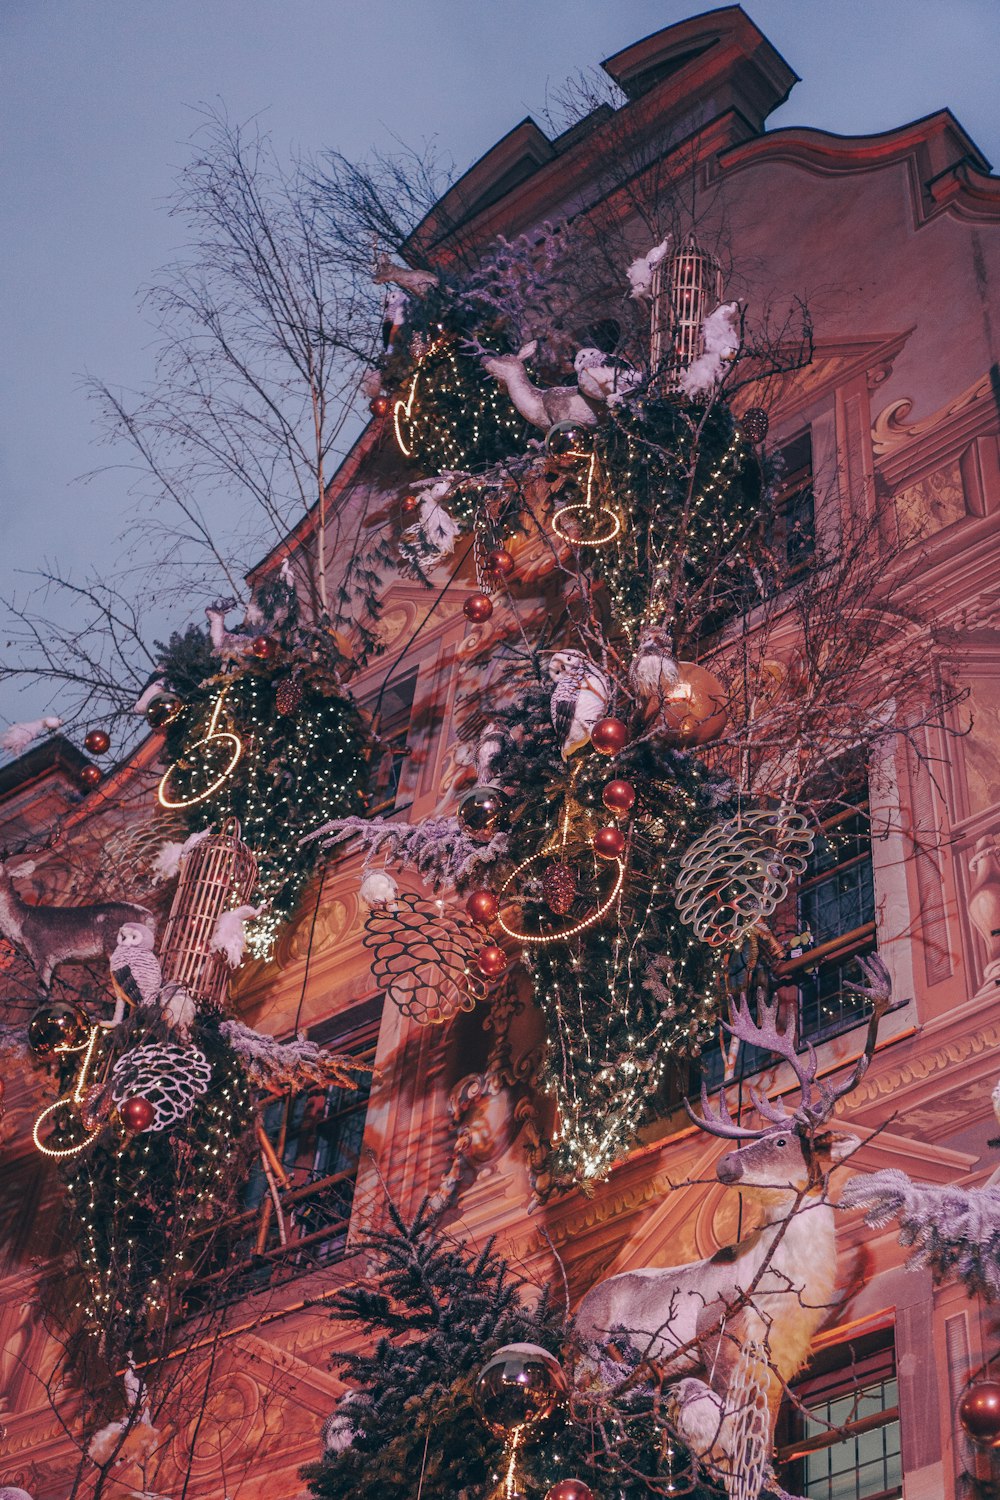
[
  {"xmin": 496, "ymin": 854, "xmax": 625, "ymax": 945},
  {"xmin": 550, "ymin": 503, "xmax": 622, "ymax": 548},
  {"xmin": 157, "ymin": 731, "xmax": 243, "ymax": 809},
  {"xmin": 392, "ymin": 336, "xmax": 446, "ymax": 458},
  {"xmin": 33, "ymin": 1025, "xmax": 103, "ymax": 1159}
]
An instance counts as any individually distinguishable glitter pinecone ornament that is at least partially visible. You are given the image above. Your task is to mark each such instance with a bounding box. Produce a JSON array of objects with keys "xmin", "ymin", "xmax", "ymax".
[
  {"xmin": 110, "ymin": 1042, "xmax": 213, "ymax": 1132},
  {"xmin": 274, "ymin": 672, "xmax": 305, "ymax": 716},
  {"xmin": 674, "ymin": 806, "xmax": 814, "ymax": 948},
  {"xmin": 541, "ymin": 861, "xmax": 577, "ymax": 916}
]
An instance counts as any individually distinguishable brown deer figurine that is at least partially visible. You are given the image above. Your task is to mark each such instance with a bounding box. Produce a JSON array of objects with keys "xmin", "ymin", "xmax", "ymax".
[
  {"xmin": 574, "ymin": 953, "xmax": 892, "ymax": 1495},
  {"xmin": 0, "ymin": 859, "xmax": 155, "ymax": 989}
]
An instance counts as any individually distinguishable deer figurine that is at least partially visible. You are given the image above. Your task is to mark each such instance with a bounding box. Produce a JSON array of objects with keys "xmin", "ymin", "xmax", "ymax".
[
  {"xmin": 0, "ymin": 859, "xmax": 155, "ymax": 989},
  {"xmin": 574, "ymin": 954, "xmax": 892, "ymax": 1497},
  {"xmin": 372, "ymin": 250, "xmax": 439, "ymax": 298},
  {"xmin": 477, "ymin": 340, "xmax": 599, "ymax": 431}
]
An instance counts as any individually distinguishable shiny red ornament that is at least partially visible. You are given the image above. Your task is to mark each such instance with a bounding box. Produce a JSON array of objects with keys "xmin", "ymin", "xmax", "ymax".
[
  {"xmin": 741, "ymin": 407, "xmax": 769, "ymax": 444},
  {"xmin": 959, "ymin": 1380, "xmax": 1000, "ymax": 1448},
  {"xmin": 485, "ymin": 547, "xmax": 515, "ymax": 579},
  {"xmin": 545, "ymin": 1483, "xmax": 595, "ymax": 1500},
  {"xmin": 602, "ymin": 778, "xmax": 636, "ymax": 815},
  {"xmin": 84, "ymin": 729, "xmax": 111, "ymax": 755},
  {"xmin": 145, "ymin": 692, "xmax": 182, "ymax": 729},
  {"xmin": 466, "ymin": 889, "xmax": 499, "ymax": 926},
  {"xmin": 369, "ymin": 394, "xmax": 389, "ymax": 417},
  {"xmin": 79, "ymin": 764, "xmax": 102, "ymax": 790},
  {"xmin": 593, "ymin": 826, "xmax": 625, "ymax": 860},
  {"xmin": 401, "ymin": 494, "xmax": 420, "ymax": 515},
  {"xmin": 120, "ymin": 1096, "xmax": 155, "ymax": 1133},
  {"xmin": 475, "ymin": 944, "xmax": 507, "ymax": 979},
  {"xmin": 463, "ymin": 592, "xmax": 494, "ymax": 623},
  {"xmin": 251, "ymin": 635, "xmax": 274, "ymax": 660},
  {"xmin": 590, "ymin": 717, "xmax": 628, "ymax": 755}
]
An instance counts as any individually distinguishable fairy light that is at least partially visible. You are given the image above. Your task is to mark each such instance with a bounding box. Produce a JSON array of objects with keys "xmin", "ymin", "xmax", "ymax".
[
  {"xmin": 158, "ymin": 689, "xmax": 243, "ymax": 809},
  {"xmin": 551, "ymin": 452, "xmax": 623, "ymax": 547},
  {"xmin": 496, "ymin": 854, "xmax": 625, "ymax": 944},
  {"xmin": 33, "ymin": 1025, "xmax": 103, "ymax": 1159}
]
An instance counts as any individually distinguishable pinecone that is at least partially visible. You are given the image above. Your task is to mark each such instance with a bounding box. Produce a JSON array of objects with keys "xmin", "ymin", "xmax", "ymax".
[
  {"xmin": 274, "ymin": 673, "xmax": 304, "ymax": 716},
  {"xmin": 541, "ymin": 861, "xmax": 576, "ymax": 916}
]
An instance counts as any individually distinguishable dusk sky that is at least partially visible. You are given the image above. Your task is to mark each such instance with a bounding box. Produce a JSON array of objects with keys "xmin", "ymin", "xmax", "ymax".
[{"xmin": 2, "ymin": 0, "xmax": 999, "ymax": 729}]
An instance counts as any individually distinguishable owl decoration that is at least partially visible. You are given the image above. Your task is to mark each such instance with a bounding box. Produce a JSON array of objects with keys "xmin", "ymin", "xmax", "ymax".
[
  {"xmin": 628, "ymin": 627, "xmax": 681, "ymax": 711},
  {"xmin": 110, "ymin": 921, "xmax": 162, "ymax": 1018},
  {"xmin": 547, "ymin": 650, "xmax": 612, "ymax": 760},
  {"xmin": 573, "ymin": 347, "xmax": 641, "ymax": 407}
]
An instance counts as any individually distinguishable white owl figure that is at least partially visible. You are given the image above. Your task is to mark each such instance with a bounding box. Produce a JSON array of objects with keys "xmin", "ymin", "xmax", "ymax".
[
  {"xmin": 628, "ymin": 627, "xmax": 681, "ymax": 711},
  {"xmin": 573, "ymin": 348, "xmax": 641, "ymax": 406},
  {"xmin": 110, "ymin": 922, "xmax": 162, "ymax": 1020},
  {"xmin": 547, "ymin": 650, "xmax": 611, "ymax": 760}
]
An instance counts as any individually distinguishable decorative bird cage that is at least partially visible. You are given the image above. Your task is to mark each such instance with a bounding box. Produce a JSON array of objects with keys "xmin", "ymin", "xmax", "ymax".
[
  {"xmin": 650, "ymin": 234, "xmax": 724, "ymax": 374},
  {"xmin": 160, "ymin": 819, "xmax": 258, "ymax": 1012}
]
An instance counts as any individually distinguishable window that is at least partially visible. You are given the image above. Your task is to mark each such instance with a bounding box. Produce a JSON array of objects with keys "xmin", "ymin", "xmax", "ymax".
[
  {"xmin": 768, "ymin": 431, "xmax": 816, "ymax": 574},
  {"xmin": 777, "ymin": 1335, "xmax": 901, "ymax": 1500},
  {"xmin": 366, "ymin": 670, "xmax": 417, "ymax": 813}
]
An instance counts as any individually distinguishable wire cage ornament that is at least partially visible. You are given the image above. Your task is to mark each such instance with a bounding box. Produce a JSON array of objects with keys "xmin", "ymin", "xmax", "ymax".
[
  {"xmin": 674, "ymin": 806, "xmax": 815, "ymax": 949},
  {"xmin": 651, "ymin": 234, "xmax": 724, "ymax": 373},
  {"xmin": 160, "ymin": 818, "xmax": 258, "ymax": 1011},
  {"xmin": 362, "ymin": 892, "xmax": 488, "ymax": 1026}
]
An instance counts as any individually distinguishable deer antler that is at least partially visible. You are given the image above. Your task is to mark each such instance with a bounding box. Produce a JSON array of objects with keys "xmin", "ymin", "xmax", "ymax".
[
  {"xmin": 683, "ymin": 1078, "xmax": 771, "ymax": 1139},
  {"xmin": 810, "ymin": 953, "xmax": 892, "ymax": 1117}
]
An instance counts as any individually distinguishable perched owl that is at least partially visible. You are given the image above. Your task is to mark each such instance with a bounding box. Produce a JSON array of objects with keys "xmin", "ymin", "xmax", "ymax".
[
  {"xmin": 474, "ymin": 720, "xmax": 511, "ymax": 784},
  {"xmin": 628, "ymin": 627, "xmax": 681, "ymax": 712},
  {"xmin": 547, "ymin": 650, "xmax": 611, "ymax": 760},
  {"xmin": 110, "ymin": 922, "xmax": 162, "ymax": 1012},
  {"xmin": 573, "ymin": 347, "xmax": 641, "ymax": 406}
]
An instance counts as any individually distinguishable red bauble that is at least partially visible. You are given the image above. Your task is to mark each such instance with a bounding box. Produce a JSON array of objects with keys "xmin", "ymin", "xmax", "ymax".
[
  {"xmin": 959, "ymin": 1380, "xmax": 1000, "ymax": 1448},
  {"xmin": 545, "ymin": 1483, "xmax": 595, "ymax": 1500},
  {"xmin": 120, "ymin": 1096, "xmax": 155, "ymax": 1133},
  {"xmin": 485, "ymin": 547, "xmax": 515, "ymax": 579},
  {"xmin": 463, "ymin": 592, "xmax": 494, "ymax": 624},
  {"xmin": 466, "ymin": 890, "xmax": 499, "ymax": 926},
  {"xmin": 251, "ymin": 635, "xmax": 274, "ymax": 660},
  {"xmin": 401, "ymin": 494, "xmax": 420, "ymax": 515},
  {"xmin": 79, "ymin": 764, "xmax": 102, "ymax": 790},
  {"xmin": 84, "ymin": 729, "xmax": 111, "ymax": 755},
  {"xmin": 590, "ymin": 717, "xmax": 628, "ymax": 756},
  {"xmin": 475, "ymin": 944, "xmax": 507, "ymax": 979},
  {"xmin": 369, "ymin": 394, "xmax": 389, "ymax": 417},
  {"xmin": 593, "ymin": 826, "xmax": 625, "ymax": 860},
  {"xmin": 602, "ymin": 778, "xmax": 636, "ymax": 815}
]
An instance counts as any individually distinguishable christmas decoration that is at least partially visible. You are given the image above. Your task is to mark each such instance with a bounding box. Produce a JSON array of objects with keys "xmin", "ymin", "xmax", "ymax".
[
  {"xmin": 144, "ymin": 691, "xmax": 182, "ymax": 728},
  {"xmin": 674, "ymin": 806, "xmax": 815, "ymax": 948},
  {"xmin": 740, "ymin": 406, "xmax": 769, "ymax": 443},
  {"xmin": 0, "ymin": 859, "xmax": 154, "ymax": 989},
  {"xmin": 110, "ymin": 922, "xmax": 162, "ymax": 1009},
  {"xmin": 842, "ymin": 1170, "xmax": 1000, "ymax": 1301},
  {"xmin": 959, "ymin": 1380, "xmax": 1000, "ymax": 1448},
  {"xmin": 158, "ymin": 818, "xmax": 258, "ymax": 1008},
  {"xmin": 485, "ymin": 546, "xmax": 515, "ymax": 578},
  {"xmin": 541, "ymin": 861, "xmax": 576, "ymax": 915},
  {"xmin": 651, "ymin": 661, "xmax": 728, "ymax": 747},
  {"xmin": 589, "ymin": 716, "xmax": 628, "ymax": 756},
  {"xmin": 548, "ymin": 652, "xmax": 611, "ymax": 759},
  {"xmin": 0, "ymin": 716, "xmax": 62, "ymax": 755},
  {"xmin": 400, "ymin": 493, "xmax": 420, "ymax": 515},
  {"xmin": 593, "ymin": 826, "xmax": 626, "ymax": 860},
  {"xmin": 359, "ymin": 868, "xmax": 399, "ymax": 908},
  {"xmin": 362, "ymin": 892, "xmax": 486, "ymax": 1025},
  {"xmin": 110, "ymin": 1041, "xmax": 213, "ymax": 1132},
  {"xmin": 458, "ymin": 785, "xmax": 510, "ymax": 839},
  {"xmin": 274, "ymin": 671, "xmax": 305, "ymax": 716},
  {"xmin": 473, "ymin": 1343, "xmax": 567, "ymax": 1436},
  {"xmin": 83, "ymin": 728, "xmax": 111, "ymax": 755},
  {"xmin": 78, "ymin": 764, "xmax": 102, "ymax": 789},
  {"xmin": 602, "ymin": 779, "xmax": 635, "ymax": 815},
  {"xmin": 27, "ymin": 1000, "xmax": 90, "ymax": 1056},
  {"xmin": 545, "ymin": 1482, "xmax": 594, "ymax": 1500},
  {"xmin": 475, "ymin": 944, "xmax": 507, "ymax": 979},
  {"xmin": 466, "ymin": 889, "xmax": 500, "ymax": 926},
  {"xmin": 119, "ymin": 1095, "xmax": 155, "ymax": 1132},
  {"xmin": 463, "ymin": 591, "xmax": 494, "ymax": 623}
]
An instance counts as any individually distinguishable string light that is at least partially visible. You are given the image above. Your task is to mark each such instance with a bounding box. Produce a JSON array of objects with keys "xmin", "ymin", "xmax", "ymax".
[
  {"xmin": 496, "ymin": 854, "xmax": 625, "ymax": 944},
  {"xmin": 158, "ymin": 689, "xmax": 243, "ymax": 809},
  {"xmin": 33, "ymin": 1024, "xmax": 103, "ymax": 1159}
]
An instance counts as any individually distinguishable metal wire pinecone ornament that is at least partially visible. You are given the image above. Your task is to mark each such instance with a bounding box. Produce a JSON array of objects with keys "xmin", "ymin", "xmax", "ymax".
[
  {"xmin": 274, "ymin": 671, "xmax": 304, "ymax": 716},
  {"xmin": 674, "ymin": 806, "xmax": 814, "ymax": 949},
  {"xmin": 541, "ymin": 861, "xmax": 577, "ymax": 916},
  {"xmin": 110, "ymin": 1042, "xmax": 213, "ymax": 1132}
]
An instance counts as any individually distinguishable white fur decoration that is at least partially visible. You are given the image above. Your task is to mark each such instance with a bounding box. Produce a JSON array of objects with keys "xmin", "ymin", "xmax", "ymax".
[
  {"xmin": 209, "ymin": 904, "xmax": 265, "ymax": 968},
  {"xmin": 133, "ymin": 677, "xmax": 168, "ymax": 715},
  {"xmin": 359, "ymin": 869, "xmax": 399, "ymax": 908},
  {"xmin": 406, "ymin": 496, "xmax": 461, "ymax": 563},
  {"xmin": 0, "ymin": 1490, "xmax": 37, "ymax": 1500},
  {"xmin": 0, "ymin": 717, "xmax": 62, "ymax": 755},
  {"xmin": 678, "ymin": 302, "xmax": 741, "ymax": 399},
  {"xmin": 625, "ymin": 235, "xmax": 671, "ymax": 301},
  {"xmin": 151, "ymin": 828, "xmax": 212, "ymax": 883}
]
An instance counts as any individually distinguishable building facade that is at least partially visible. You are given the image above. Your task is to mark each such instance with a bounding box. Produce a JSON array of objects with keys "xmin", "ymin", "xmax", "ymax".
[{"xmin": 2, "ymin": 9, "xmax": 1000, "ymax": 1498}]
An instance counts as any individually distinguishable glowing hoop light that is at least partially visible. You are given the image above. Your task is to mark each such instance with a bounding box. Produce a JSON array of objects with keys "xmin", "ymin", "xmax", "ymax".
[
  {"xmin": 496, "ymin": 854, "xmax": 625, "ymax": 945},
  {"xmin": 550, "ymin": 453, "xmax": 622, "ymax": 548},
  {"xmin": 392, "ymin": 336, "xmax": 446, "ymax": 458},
  {"xmin": 33, "ymin": 1024, "xmax": 103, "ymax": 1159},
  {"xmin": 158, "ymin": 690, "xmax": 243, "ymax": 810}
]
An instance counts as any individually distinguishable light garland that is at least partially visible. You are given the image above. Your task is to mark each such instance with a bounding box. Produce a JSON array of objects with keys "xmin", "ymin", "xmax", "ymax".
[
  {"xmin": 158, "ymin": 689, "xmax": 242, "ymax": 810},
  {"xmin": 496, "ymin": 853, "xmax": 625, "ymax": 944},
  {"xmin": 33, "ymin": 1024, "xmax": 103, "ymax": 1159},
  {"xmin": 551, "ymin": 453, "xmax": 623, "ymax": 548}
]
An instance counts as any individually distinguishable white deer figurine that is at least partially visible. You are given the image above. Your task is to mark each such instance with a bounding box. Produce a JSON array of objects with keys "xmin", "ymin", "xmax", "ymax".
[
  {"xmin": 372, "ymin": 250, "xmax": 439, "ymax": 298},
  {"xmin": 575, "ymin": 954, "xmax": 891, "ymax": 1498},
  {"xmin": 478, "ymin": 340, "xmax": 599, "ymax": 431}
]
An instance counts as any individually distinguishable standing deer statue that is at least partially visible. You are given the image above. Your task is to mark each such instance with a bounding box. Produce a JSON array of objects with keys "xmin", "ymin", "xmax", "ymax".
[
  {"xmin": 476, "ymin": 340, "xmax": 599, "ymax": 430},
  {"xmin": 0, "ymin": 859, "xmax": 155, "ymax": 989},
  {"xmin": 574, "ymin": 953, "xmax": 892, "ymax": 1498}
]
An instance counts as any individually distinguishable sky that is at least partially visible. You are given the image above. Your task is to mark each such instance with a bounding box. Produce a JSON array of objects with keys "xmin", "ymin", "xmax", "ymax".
[{"xmin": 2, "ymin": 0, "xmax": 999, "ymax": 730}]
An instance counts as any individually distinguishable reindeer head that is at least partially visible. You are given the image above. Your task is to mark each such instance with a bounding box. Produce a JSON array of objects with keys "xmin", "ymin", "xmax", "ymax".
[
  {"xmin": 687, "ymin": 955, "xmax": 892, "ymax": 1202},
  {"xmin": 478, "ymin": 341, "xmax": 538, "ymax": 380}
]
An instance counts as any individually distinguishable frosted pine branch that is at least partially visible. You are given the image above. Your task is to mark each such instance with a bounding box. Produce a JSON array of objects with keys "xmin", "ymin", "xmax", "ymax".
[
  {"xmin": 841, "ymin": 1168, "xmax": 1000, "ymax": 1300},
  {"xmin": 220, "ymin": 1019, "xmax": 373, "ymax": 1093},
  {"xmin": 303, "ymin": 814, "xmax": 509, "ymax": 892}
]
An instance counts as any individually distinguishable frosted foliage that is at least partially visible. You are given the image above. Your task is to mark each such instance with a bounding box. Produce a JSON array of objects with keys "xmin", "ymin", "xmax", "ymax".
[
  {"xmin": 842, "ymin": 1169, "xmax": 1000, "ymax": 1300},
  {"xmin": 461, "ymin": 221, "xmax": 583, "ymax": 369}
]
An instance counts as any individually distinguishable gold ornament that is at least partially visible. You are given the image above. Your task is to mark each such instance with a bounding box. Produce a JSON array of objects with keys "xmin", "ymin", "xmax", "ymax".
[
  {"xmin": 674, "ymin": 807, "xmax": 814, "ymax": 948},
  {"xmin": 646, "ymin": 660, "xmax": 728, "ymax": 746},
  {"xmin": 474, "ymin": 1343, "xmax": 567, "ymax": 1437}
]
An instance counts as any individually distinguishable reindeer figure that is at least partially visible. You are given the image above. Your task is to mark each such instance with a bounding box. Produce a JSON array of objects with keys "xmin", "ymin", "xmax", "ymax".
[
  {"xmin": 0, "ymin": 859, "xmax": 155, "ymax": 989},
  {"xmin": 575, "ymin": 954, "xmax": 892, "ymax": 1496},
  {"xmin": 477, "ymin": 340, "xmax": 599, "ymax": 430},
  {"xmin": 372, "ymin": 250, "xmax": 439, "ymax": 298}
]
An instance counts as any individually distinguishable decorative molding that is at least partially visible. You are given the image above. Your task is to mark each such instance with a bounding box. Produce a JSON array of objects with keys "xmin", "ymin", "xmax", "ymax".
[{"xmin": 872, "ymin": 372, "xmax": 995, "ymax": 482}]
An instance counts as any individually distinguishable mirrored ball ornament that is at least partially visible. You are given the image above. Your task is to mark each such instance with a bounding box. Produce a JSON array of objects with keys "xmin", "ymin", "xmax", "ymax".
[
  {"xmin": 120, "ymin": 1095, "xmax": 156, "ymax": 1133},
  {"xmin": 602, "ymin": 778, "xmax": 636, "ymax": 815},
  {"xmin": 78, "ymin": 764, "xmax": 102, "ymax": 790},
  {"xmin": 466, "ymin": 889, "xmax": 499, "ymax": 926},
  {"xmin": 590, "ymin": 717, "xmax": 628, "ymax": 755},
  {"xmin": 473, "ymin": 1343, "xmax": 568, "ymax": 1437},
  {"xmin": 28, "ymin": 1000, "xmax": 91, "ymax": 1057},
  {"xmin": 958, "ymin": 1380, "xmax": 1000, "ymax": 1448},
  {"xmin": 545, "ymin": 1482, "xmax": 595, "ymax": 1500},
  {"xmin": 83, "ymin": 729, "xmax": 111, "ymax": 755},
  {"xmin": 485, "ymin": 547, "xmax": 515, "ymax": 579},
  {"xmin": 463, "ymin": 592, "xmax": 494, "ymax": 624},
  {"xmin": 544, "ymin": 422, "xmax": 587, "ymax": 456},
  {"xmin": 476, "ymin": 944, "xmax": 507, "ymax": 979},
  {"xmin": 457, "ymin": 785, "xmax": 510, "ymax": 840},
  {"xmin": 145, "ymin": 692, "xmax": 182, "ymax": 729},
  {"xmin": 594, "ymin": 826, "xmax": 626, "ymax": 860}
]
